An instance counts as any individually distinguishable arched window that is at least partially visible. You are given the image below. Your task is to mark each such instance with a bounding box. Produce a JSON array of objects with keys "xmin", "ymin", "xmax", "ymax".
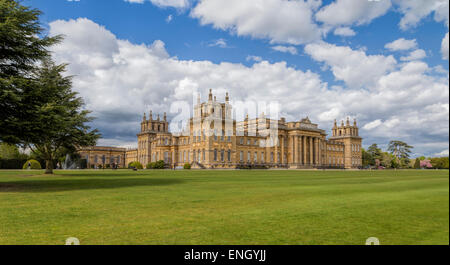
[
  {"xmin": 214, "ymin": 149, "xmax": 218, "ymax": 161},
  {"xmin": 220, "ymin": 150, "xmax": 224, "ymax": 161},
  {"xmin": 227, "ymin": 150, "xmax": 231, "ymax": 162}
]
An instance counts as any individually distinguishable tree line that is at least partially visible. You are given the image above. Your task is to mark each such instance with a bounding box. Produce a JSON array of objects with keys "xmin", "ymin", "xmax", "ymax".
[{"xmin": 362, "ymin": 141, "xmax": 449, "ymax": 169}]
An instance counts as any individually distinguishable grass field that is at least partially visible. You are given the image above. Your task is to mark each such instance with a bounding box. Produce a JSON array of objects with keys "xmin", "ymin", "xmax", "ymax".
[{"xmin": 0, "ymin": 169, "xmax": 448, "ymax": 245}]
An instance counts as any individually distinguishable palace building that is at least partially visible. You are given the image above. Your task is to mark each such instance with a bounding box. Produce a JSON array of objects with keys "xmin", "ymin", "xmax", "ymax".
[{"xmin": 79, "ymin": 90, "xmax": 362, "ymax": 169}]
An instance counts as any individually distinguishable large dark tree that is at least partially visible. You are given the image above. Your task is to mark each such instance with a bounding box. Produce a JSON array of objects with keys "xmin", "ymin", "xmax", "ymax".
[
  {"xmin": 25, "ymin": 60, "xmax": 100, "ymax": 174},
  {"xmin": 387, "ymin": 140, "xmax": 413, "ymax": 166},
  {"xmin": 0, "ymin": 0, "xmax": 61, "ymax": 143}
]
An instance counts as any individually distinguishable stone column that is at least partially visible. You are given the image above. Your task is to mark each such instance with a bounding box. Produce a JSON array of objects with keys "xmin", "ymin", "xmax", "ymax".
[
  {"xmin": 294, "ymin": 136, "xmax": 298, "ymax": 164},
  {"xmin": 315, "ymin": 138, "xmax": 319, "ymax": 165},
  {"xmin": 298, "ymin": 135, "xmax": 303, "ymax": 165},
  {"xmin": 303, "ymin": 136, "xmax": 307, "ymax": 165},
  {"xmin": 310, "ymin": 137, "xmax": 314, "ymax": 165},
  {"xmin": 318, "ymin": 138, "xmax": 321, "ymax": 166}
]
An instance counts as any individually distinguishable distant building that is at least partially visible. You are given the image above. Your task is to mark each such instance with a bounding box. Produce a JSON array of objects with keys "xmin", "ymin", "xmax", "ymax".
[{"xmin": 80, "ymin": 90, "xmax": 363, "ymax": 169}]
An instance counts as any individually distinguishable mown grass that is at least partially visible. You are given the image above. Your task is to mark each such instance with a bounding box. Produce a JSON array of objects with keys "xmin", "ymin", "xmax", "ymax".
[{"xmin": 0, "ymin": 169, "xmax": 448, "ymax": 245}]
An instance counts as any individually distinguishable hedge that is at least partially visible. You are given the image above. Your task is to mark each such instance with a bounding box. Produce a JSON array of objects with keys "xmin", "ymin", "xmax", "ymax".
[
  {"xmin": 128, "ymin": 161, "xmax": 143, "ymax": 169},
  {"xmin": 0, "ymin": 159, "xmax": 28, "ymax": 169},
  {"xmin": 22, "ymin": 160, "xmax": 42, "ymax": 170}
]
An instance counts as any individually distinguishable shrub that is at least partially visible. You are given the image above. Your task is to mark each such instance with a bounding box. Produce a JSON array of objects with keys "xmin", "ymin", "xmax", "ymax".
[
  {"xmin": 0, "ymin": 159, "xmax": 28, "ymax": 169},
  {"xmin": 146, "ymin": 162, "xmax": 156, "ymax": 169},
  {"xmin": 183, "ymin": 163, "xmax": 191, "ymax": 169},
  {"xmin": 22, "ymin": 159, "xmax": 42, "ymax": 170},
  {"xmin": 105, "ymin": 164, "xmax": 110, "ymax": 169},
  {"xmin": 155, "ymin": 160, "xmax": 165, "ymax": 169},
  {"xmin": 129, "ymin": 161, "xmax": 143, "ymax": 169}
]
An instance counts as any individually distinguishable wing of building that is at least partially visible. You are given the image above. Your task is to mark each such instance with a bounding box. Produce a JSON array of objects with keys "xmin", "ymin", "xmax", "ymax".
[{"xmin": 79, "ymin": 90, "xmax": 362, "ymax": 169}]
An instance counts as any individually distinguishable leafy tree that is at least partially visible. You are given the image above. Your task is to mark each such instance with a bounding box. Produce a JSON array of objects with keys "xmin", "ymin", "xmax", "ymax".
[
  {"xmin": 387, "ymin": 140, "xmax": 413, "ymax": 167},
  {"xmin": 413, "ymin": 158, "xmax": 421, "ymax": 169},
  {"xmin": 367, "ymin": 144, "xmax": 382, "ymax": 161},
  {"xmin": 0, "ymin": 142, "xmax": 20, "ymax": 159},
  {"xmin": 24, "ymin": 60, "xmax": 100, "ymax": 174},
  {"xmin": 361, "ymin": 148, "xmax": 374, "ymax": 167},
  {"xmin": 430, "ymin": 157, "xmax": 449, "ymax": 169},
  {"xmin": 0, "ymin": 0, "xmax": 61, "ymax": 143}
]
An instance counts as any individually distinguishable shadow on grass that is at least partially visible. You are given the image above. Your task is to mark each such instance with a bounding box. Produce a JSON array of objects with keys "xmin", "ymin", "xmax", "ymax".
[{"xmin": 0, "ymin": 178, "xmax": 185, "ymax": 193}]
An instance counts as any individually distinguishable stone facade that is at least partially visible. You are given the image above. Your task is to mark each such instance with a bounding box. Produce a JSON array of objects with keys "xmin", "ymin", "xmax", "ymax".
[
  {"xmin": 78, "ymin": 146, "xmax": 127, "ymax": 168},
  {"xmin": 126, "ymin": 90, "xmax": 362, "ymax": 169}
]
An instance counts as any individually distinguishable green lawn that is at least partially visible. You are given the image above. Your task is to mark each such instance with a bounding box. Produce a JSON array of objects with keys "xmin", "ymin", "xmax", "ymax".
[{"xmin": 0, "ymin": 169, "xmax": 448, "ymax": 245}]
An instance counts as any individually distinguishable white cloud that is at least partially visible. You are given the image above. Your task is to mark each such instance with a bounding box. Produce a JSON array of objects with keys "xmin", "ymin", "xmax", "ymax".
[
  {"xmin": 315, "ymin": 0, "xmax": 392, "ymax": 26},
  {"xmin": 363, "ymin": 119, "xmax": 382, "ymax": 130},
  {"xmin": 271, "ymin": 45, "xmax": 298, "ymax": 55},
  {"xmin": 190, "ymin": 0, "xmax": 322, "ymax": 45},
  {"xmin": 385, "ymin": 38, "xmax": 418, "ymax": 51},
  {"xmin": 400, "ymin": 49, "xmax": 426, "ymax": 61},
  {"xmin": 442, "ymin": 32, "xmax": 449, "ymax": 60},
  {"xmin": 166, "ymin": 14, "xmax": 173, "ymax": 23},
  {"xmin": 304, "ymin": 42, "xmax": 397, "ymax": 89},
  {"xmin": 246, "ymin": 55, "xmax": 263, "ymax": 62},
  {"xmin": 48, "ymin": 18, "xmax": 449, "ymax": 157},
  {"xmin": 125, "ymin": 0, "xmax": 191, "ymax": 9},
  {"xmin": 208, "ymin": 38, "xmax": 229, "ymax": 48},
  {"xmin": 393, "ymin": 0, "xmax": 449, "ymax": 30},
  {"xmin": 333, "ymin": 27, "xmax": 356, "ymax": 37},
  {"xmin": 435, "ymin": 149, "xmax": 449, "ymax": 157}
]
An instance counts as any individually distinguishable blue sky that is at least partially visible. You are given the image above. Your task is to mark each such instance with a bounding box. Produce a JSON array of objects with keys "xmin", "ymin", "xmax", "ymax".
[{"xmin": 25, "ymin": 0, "xmax": 449, "ymax": 157}]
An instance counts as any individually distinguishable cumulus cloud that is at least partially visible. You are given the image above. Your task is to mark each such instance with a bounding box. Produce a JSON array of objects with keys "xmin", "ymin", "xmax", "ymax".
[
  {"xmin": 333, "ymin": 27, "xmax": 356, "ymax": 37},
  {"xmin": 400, "ymin": 49, "xmax": 427, "ymax": 61},
  {"xmin": 393, "ymin": 0, "xmax": 449, "ymax": 30},
  {"xmin": 304, "ymin": 42, "xmax": 397, "ymax": 89},
  {"xmin": 271, "ymin": 45, "xmax": 298, "ymax": 55},
  {"xmin": 48, "ymin": 18, "xmax": 449, "ymax": 156},
  {"xmin": 385, "ymin": 38, "xmax": 418, "ymax": 51},
  {"xmin": 315, "ymin": 0, "xmax": 392, "ymax": 27},
  {"xmin": 190, "ymin": 0, "xmax": 322, "ymax": 45},
  {"xmin": 442, "ymin": 32, "xmax": 449, "ymax": 60}
]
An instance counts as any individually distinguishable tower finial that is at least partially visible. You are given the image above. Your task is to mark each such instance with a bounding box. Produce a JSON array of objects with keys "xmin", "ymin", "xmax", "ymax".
[
  {"xmin": 143, "ymin": 112, "xmax": 146, "ymax": 121},
  {"xmin": 164, "ymin": 112, "xmax": 167, "ymax": 121},
  {"xmin": 346, "ymin": 117, "xmax": 350, "ymax": 126},
  {"xmin": 225, "ymin": 92, "xmax": 229, "ymax": 102},
  {"xmin": 208, "ymin": 89, "xmax": 213, "ymax": 101},
  {"xmin": 149, "ymin": 110, "xmax": 153, "ymax": 120},
  {"xmin": 354, "ymin": 118, "xmax": 357, "ymax": 126}
]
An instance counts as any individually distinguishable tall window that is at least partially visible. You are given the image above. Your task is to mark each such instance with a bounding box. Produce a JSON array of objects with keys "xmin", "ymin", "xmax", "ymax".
[
  {"xmin": 240, "ymin": 138, "xmax": 244, "ymax": 145},
  {"xmin": 254, "ymin": 152, "xmax": 258, "ymax": 162},
  {"xmin": 261, "ymin": 152, "xmax": 265, "ymax": 163},
  {"xmin": 202, "ymin": 149, "xmax": 205, "ymax": 161},
  {"xmin": 214, "ymin": 149, "xmax": 218, "ymax": 161},
  {"xmin": 270, "ymin": 152, "xmax": 274, "ymax": 163},
  {"xmin": 220, "ymin": 150, "xmax": 224, "ymax": 161},
  {"xmin": 227, "ymin": 150, "xmax": 231, "ymax": 162},
  {"xmin": 240, "ymin": 151, "xmax": 243, "ymax": 161},
  {"xmin": 247, "ymin": 151, "xmax": 251, "ymax": 162}
]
